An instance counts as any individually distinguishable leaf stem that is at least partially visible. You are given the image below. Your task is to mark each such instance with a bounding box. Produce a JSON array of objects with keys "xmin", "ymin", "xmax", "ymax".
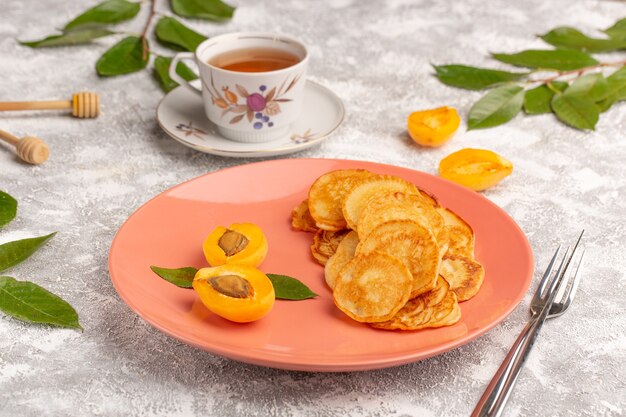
[
  {"xmin": 546, "ymin": 82, "xmax": 562, "ymax": 95},
  {"xmin": 525, "ymin": 59, "xmax": 626, "ymax": 86},
  {"xmin": 140, "ymin": 0, "xmax": 157, "ymax": 61}
]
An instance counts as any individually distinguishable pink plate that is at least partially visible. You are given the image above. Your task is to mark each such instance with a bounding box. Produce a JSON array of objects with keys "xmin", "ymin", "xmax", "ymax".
[{"xmin": 109, "ymin": 158, "xmax": 533, "ymax": 372}]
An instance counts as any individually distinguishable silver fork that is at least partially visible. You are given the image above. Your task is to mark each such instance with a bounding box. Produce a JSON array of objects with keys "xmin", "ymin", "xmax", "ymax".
[{"xmin": 471, "ymin": 231, "xmax": 586, "ymax": 417}]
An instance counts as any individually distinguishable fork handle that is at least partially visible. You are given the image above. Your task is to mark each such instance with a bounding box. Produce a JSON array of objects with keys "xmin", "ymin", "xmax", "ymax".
[{"xmin": 471, "ymin": 315, "xmax": 545, "ymax": 417}]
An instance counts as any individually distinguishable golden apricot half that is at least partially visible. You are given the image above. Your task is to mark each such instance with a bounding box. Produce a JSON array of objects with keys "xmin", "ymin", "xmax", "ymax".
[
  {"xmin": 333, "ymin": 251, "xmax": 412, "ymax": 323},
  {"xmin": 439, "ymin": 148, "xmax": 513, "ymax": 191},
  {"xmin": 203, "ymin": 222, "xmax": 268, "ymax": 267},
  {"xmin": 408, "ymin": 106, "xmax": 460, "ymax": 148},
  {"xmin": 193, "ymin": 264, "xmax": 275, "ymax": 323},
  {"xmin": 308, "ymin": 169, "xmax": 374, "ymax": 231}
]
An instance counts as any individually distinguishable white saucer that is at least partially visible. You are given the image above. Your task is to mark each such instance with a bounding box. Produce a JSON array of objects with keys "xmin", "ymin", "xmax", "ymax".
[{"xmin": 156, "ymin": 81, "xmax": 345, "ymax": 158}]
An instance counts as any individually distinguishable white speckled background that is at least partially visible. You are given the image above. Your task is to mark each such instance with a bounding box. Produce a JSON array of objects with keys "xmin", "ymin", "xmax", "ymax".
[{"xmin": 1, "ymin": 0, "xmax": 625, "ymax": 416}]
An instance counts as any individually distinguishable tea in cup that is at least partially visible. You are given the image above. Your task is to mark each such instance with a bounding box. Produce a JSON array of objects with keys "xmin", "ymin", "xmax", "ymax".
[{"xmin": 170, "ymin": 33, "xmax": 309, "ymax": 143}]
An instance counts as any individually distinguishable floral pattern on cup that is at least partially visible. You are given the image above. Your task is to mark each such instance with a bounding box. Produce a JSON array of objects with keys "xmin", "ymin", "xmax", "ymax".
[{"xmin": 205, "ymin": 73, "xmax": 301, "ymax": 130}]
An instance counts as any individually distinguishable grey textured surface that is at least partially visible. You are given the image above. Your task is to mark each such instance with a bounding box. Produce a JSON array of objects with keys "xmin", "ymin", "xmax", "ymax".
[{"xmin": 1, "ymin": 0, "xmax": 625, "ymax": 416}]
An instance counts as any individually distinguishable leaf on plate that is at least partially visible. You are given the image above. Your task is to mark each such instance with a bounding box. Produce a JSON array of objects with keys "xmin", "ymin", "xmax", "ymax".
[
  {"xmin": 153, "ymin": 56, "xmax": 198, "ymax": 93},
  {"xmin": 150, "ymin": 265, "xmax": 196, "ymax": 288},
  {"xmin": 563, "ymin": 73, "xmax": 608, "ymax": 102},
  {"xmin": 432, "ymin": 64, "xmax": 527, "ymax": 90},
  {"xmin": 266, "ymin": 274, "xmax": 318, "ymax": 300},
  {"xmin": 468, "ymin": 85, "xmax": 525, "ymax": 130},
  {"xmin": 0, "ymin": 191, "xmax": 18, "ymax": 228},
  {"xmin": 540, "ymin": 26, "xmax": 626, "ymax": 53},
  {"xmin": 604, "ymin": 17, "xmax": 626, "ymax": 40},
  {"xmin": 20, "ymin": 28, "xmax": 114, "ymax": 48},
  {"xmin": 155, "ymin": 16, "xmax": 207, "ymax": 52},
  {"xmin": 96, "ymin": 36, "xmax": 148, "ymax": 76},
  {"xmin": 523, "ymin": 81, "xmax": 567, "ymax": 115},
  {"xmin": 170, "ymin": 0, "xmax": 235, "ymax": 21},
  {"xmin": 551, "ymin": 93, "xmax": 599, "ymax": 130},
  {"xmin": 64, "ymin": 0, "xmax": 140, "ymax": 31},
  {"xmin": 0, "ymin": 276, "xmax": 81, "ymax": 329},
  {"xmin": 150, "ymin": 266, "xmax": 318, "ymax": 301},
  {"xmin": 0, "ymin": 233, "xmax": 56, "ymax": 272},
  {"xmin": 491, "ymin": 49, "xmax": 598, "ymax": 71}
]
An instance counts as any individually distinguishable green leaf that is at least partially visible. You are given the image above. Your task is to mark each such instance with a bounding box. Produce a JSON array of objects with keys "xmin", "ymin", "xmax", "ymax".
[
  {"xmin": 150, "ymin": 265, "xmax": 196, "ymax": 288},
  {"xmin": 564, "ymin": 73, "xmax": 608, "ymax": 102},
  {"xmin": 596, "ymin": 97, "xmax": 616, "ymax": 113},
  {"xmin": 523, "ymin": 81, "xmax": 568, "ymax": 115},
  {"xmin": 0, "ymin": 191, "xmax": 17, "ymax": 228},
  {"xmin": 468, "ymin": 85, "xmax": 525, "ymax": 130},
  {"xmin": 540, "ymin": 27, "xmax": 626, "ymax": 53},
  {"xmin": 64, "ymin": 0, "xmax": 140, "ymax": 31},
  {"xmin": 598, "ymin": 66, "xmax": 626, "ymax": 112},
  {"xmin": 150, "ymin": 266, "xmax": 317, "ymax": 300},
  {"xmin": 96, "ymin": 36, "xmax": 148, "ymax": 76},
  {"xmin": 170, "ymin": 0, "xmax": 235, "ymax": 21},
  {"xmin": 432, "ymin": 65, "xmax": 527, "ymax": 91},
  {"xmin": 155, "ymin": 16, "xmax": 207, "ymax": 52},
  {"xmin": 491, "ymin": 49, "xmax": 598, "ymax": 71},
  {"xmin": 605, "ymin": 17, "xmax": 626, "ymax": 40},
  {"xmin": 153, "ymin": 56, "xmax": 198, "ymax": 93},
  {"xmin": 20, "ymin": 28, "xmax": 114, "ymax": 48},
  {"xmin": 0, "ymin": 233, "xmax": 56, "ymax": 272},
  {"xmin": 0, "ymin": 276, "xmax": 81, "ymax": 329},
  {"xmin": 551, "ymin": 94, "xmax": 599, "ymax": 130},
  {"xmin": 606, "ymin": 66, "xmax": 626, "ymax": 85},
  {"xmin": 266, "ymin": 274, "xmax": 318, "ymax": 300}
]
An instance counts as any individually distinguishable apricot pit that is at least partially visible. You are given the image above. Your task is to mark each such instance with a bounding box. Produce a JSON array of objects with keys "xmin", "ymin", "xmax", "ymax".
[
  {"xmin": 193, "ymin": 264, "xmax": 275, "ymax": 323},
  {"xmin": 203, "ymin": 222, "xmax": 268, "ymax": 267}
]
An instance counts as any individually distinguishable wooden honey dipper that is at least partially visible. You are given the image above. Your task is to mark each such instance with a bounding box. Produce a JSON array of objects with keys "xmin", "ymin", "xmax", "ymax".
[
  {"xmin": 0, "ymin": 92, "xmax": 100, "ymax": 118},
  {"xmin": 0, "ymin": 129, "xmax": 49, "ymax": 164}
]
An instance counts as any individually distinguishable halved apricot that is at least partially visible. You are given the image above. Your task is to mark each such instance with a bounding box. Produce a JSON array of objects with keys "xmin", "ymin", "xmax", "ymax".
[
  {"xmin": 408, "ymin": 106, "xmax": 460, "ymax": 147},
  {"xmin": 193, "ymin": 264, "xmax": 275, "ymax": 323},
  {"xmin": 203, "ymin": 222, "xmax": 268, "ymax": 267},
  {"xmin": 439, "ymin": 148, "xmax": 513, "ymax": 191}
]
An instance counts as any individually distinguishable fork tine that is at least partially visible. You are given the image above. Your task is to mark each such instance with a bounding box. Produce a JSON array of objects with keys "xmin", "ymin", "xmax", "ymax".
[
  {"xmin": 559, "ymin": 248, "xmax": 585, "ymax": 310},
  {"xmin": 540, "ymin": 246, "xmax": 570, "ymax": 303},
  {"xmin": 541, "ymin": 231, "xmax": 585, "ymax": 314},
  {"xmin": 535, "ymin": 245, "xmax": 562, "ymax": 300}
]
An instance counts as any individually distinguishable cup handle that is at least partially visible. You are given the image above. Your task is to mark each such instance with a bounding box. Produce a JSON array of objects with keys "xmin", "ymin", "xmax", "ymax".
[{"xmin": 169, "ymin": 52, "xmax": 202, "ymax": 96}]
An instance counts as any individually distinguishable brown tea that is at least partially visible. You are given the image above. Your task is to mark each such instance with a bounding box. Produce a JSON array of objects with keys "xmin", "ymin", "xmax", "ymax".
[{"xmin": 209, "ymin": 48, "xmax": 300, "ymax": 72}]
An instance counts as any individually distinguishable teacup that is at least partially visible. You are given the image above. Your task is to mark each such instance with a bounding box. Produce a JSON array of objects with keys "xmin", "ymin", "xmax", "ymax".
[{"xmin": 170, "ymin": 32, "xmax": 309, "ymax": 143}]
